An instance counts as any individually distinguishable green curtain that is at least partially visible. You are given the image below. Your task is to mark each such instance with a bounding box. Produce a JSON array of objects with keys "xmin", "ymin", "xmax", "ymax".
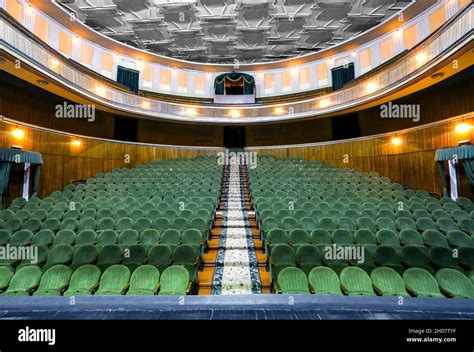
[
  {"xmin": 435, "ymin": 145, "xmax": 474, "ymax": 187},
  {"xmin": 434, "ymin": 145, "xmax": 474, "ymax": 161},
  {"xmin": 214, "ymin": 72, "xmax": 255, "ymax": 95},
  {"xmin": 117, "ymin": 66, "xmax": 139, "ymax": 94},
  {"xmin": 0, "ymin": 163, "xmax": 12, "ymax": 205},
  {"xmin": 0, "ymin": 149, "xmax": 44, "ymax": 207},
  {"xmin": 331, "ymin": 63, "xmax": 355, "ymax": 91},
  {"xmin": 32, "ymin": 165, "xmax": 41, "ymax": 197},
  {"xmin": 0, "ymin": 149, "xmax": 43, "ymax": 164},
  {"xmin": 436, "ymin": 161, "xmax": 448, "ymax": 197},
  {"xmin": 463, "ymin": 159, "xmax": 474, "ymax": 185}
]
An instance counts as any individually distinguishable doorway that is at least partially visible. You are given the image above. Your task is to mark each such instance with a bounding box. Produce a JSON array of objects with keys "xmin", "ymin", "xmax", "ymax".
[{"xmin": 223, "ymin": 126, "xmax": 246, "ymax": 148}]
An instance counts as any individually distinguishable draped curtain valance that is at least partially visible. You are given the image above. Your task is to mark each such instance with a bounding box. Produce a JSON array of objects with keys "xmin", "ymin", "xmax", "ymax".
[
  {"xmin": 0, "ymin": 149, "xmax": 44, "ymax": 164},
  {"xmin": 434, "ymin": 145, "xmax": 474, "ymax": 161},
  {"xmin": 214, "ymin": 72, "xmax": 255, "ymax": 95}
]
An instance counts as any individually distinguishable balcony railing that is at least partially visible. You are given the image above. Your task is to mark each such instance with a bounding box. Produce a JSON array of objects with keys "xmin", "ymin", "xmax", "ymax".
[{"xmin": 0, "ymin": 6, "xmax": 472, "ymax": 123}]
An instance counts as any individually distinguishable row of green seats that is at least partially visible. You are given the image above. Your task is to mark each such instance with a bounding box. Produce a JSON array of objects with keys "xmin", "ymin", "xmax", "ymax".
[
  {"xmin": 0, "ymin": 264, "xmax": 190, "ymax": 296},
  {"xmin": 276, "ymin": 266, "xmax": 474, "ymax": 298},
  {"xmin": 0, "ymin": 243, "xmax": 200, "ymax": 280}
]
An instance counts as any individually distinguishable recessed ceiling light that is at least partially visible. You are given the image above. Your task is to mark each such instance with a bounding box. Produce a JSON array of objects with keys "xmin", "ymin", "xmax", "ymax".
[{"xmin": 37, "ymin": 79, "xmax": 49, "ymax": 86}]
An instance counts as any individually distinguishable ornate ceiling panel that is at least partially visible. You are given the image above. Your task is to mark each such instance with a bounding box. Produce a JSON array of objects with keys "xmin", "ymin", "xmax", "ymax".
[{"xmin": 57, "ymin": 0, "xmax": 412, "ymax": 63}]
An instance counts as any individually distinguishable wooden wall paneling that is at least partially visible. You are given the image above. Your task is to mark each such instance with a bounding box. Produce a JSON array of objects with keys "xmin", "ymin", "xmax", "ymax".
[
  {"xmin": 250, "ymin": 116, "xmax": 473, "ymax": 195},
  {"xmin": 0, "ymin": 120, "xmax": 224, "ymax": 197}
]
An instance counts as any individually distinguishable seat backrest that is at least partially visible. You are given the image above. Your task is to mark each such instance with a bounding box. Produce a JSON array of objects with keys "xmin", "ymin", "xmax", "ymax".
[
  {"xmin": 38, "ymin": 265, "xmax": 72, "ymax": 291},
  {"xmin": 271, "ymin": 244, "xmax": 295, "ymax": 265},
  {"xmin": 160, "ymin": 265, "xmax": 189, "ymax": 295},
  {"xmin": 340, "ymin": 267, "xmax": 375, "ymax": 295},
  {"xmin": 68, "ymin": 264, "xmax": 101, "ymax": 291},
  {"xmin": 161, "ymin": 229, "xmax": 181, "ymax": 245},
  {"xmin": 308, "ymin": 267, "xmax": 342, "ymax": 295},
  {"xmin": 403, "ymin": 268, "xmax": 442, "ymax": 297},
  {"xmin": 129, "ymin": 265, "xmax": 160, "ymax": 292},
  {"xmin": 8, "ymin": 266, "xmax": 42, "ymax": 291},
  {"xmin": 277, "ymin": 267, "xmax": 309, "ymax": 294},
  {"xmin": 173, "ymin": 245, "xmax": 197, "ymax": 264},
  {"xmin": 295, "ymin": 245, "xmax": 321, "ymax": 264},
  {"xmin": 98, "ymin": 265, "xmax": 130, "ymax": 292}
]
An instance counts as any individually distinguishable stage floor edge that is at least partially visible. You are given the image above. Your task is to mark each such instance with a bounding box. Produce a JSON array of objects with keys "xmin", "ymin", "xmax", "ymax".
[{"xmin": 0, "ymin": 294, "xmax": 473, "ymax": 320}]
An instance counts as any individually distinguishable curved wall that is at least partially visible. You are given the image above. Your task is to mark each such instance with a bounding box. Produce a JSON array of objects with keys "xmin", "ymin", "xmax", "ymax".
[
  {"xmin": 248, "ymin": 113, "xmax": 474, "ymax": 196},
  {"xmin": 2, "ymin": 0, "xmax": 469, "ymax": 99},
  {"xmin": 2, "ymin": 5, "xmax": 472, "ymax": 123},
  {"xmin": 0, "ymin": 118, "xmax": 223, "ymax": 200},
  {"xmin": 1, "ymin": 66, "xmax": 472, "ymax": 147},
  {"xmin": 1, "ymin": 112, "xmax": 471, "ymax": 202}
]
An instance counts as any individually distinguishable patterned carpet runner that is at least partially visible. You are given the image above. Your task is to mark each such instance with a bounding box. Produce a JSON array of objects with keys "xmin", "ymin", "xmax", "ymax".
[{"xmin": 211, "ymin": 163, "xmax": 262, "ymax": 294}]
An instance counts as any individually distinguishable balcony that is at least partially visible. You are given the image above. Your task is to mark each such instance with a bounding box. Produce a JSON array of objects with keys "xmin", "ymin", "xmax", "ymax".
[{"xmin": 0, "ymin": 5, "xmax": 472, "ymax": 124}]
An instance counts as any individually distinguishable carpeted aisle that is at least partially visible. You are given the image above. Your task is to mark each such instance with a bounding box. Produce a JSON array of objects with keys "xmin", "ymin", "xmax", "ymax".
[{"xmin": 211, "ymin": 163, "xmax": 262, "ymax": 294}]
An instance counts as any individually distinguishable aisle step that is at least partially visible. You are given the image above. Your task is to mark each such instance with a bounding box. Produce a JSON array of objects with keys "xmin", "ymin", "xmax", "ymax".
[
  {"xmin": 203, "ymin": 249, "xmax": 267, "ymax": 266},
  {"xmin": 198, "ymin": 267, "xmax": 271, "ymax": 292},
  {"xmin": 207, "ymin": 238, "xmax": 263, "ymax": 250}
]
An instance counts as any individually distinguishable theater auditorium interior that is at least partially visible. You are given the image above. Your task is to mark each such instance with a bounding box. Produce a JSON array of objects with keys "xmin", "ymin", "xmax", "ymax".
[{"xmin": 0, "ymin": 0, "xmax": 473, "ymax": 330}]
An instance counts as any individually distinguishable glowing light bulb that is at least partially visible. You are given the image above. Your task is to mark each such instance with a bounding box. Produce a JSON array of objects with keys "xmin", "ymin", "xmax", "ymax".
[
  {"xmin": 274, "ymin": 107, "xmax": 285, "ymax": 115},
  {"xmin": 319, "ymin": 99, "xmax": 330, "ymax": 108},
  {"xmin": 366, "ymin": 81, "xmax": 379, "ymax": 93},
  {"xmin": 95, "ymin": 86, "xmax": 106, "ymax": 97},
  {"xmin": 11, "ymin": 128, "xmax": 25, "ymax": 139},
  {"xmin": 415, "ymin": 52, "xmax": 427, "ymax": 65},
  {"xmin": 455, "ymin": 123, "xmax": 471, "ymax": 133},
  {"xmin": 229, "ymin": 109, "xmax": 240, "ymax": 118},
  {"xmin": 50, "ymin": 58, "xmax": 59, "ymax": 69},
  {"xmin": 391, "ymin": 137, "xmax": 402, "ymax": 146}
]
